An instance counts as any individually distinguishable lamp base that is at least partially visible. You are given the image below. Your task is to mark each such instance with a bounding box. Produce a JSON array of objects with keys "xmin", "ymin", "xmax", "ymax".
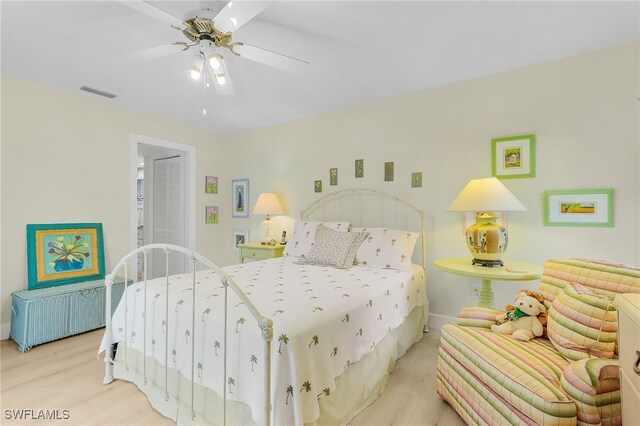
[{"xmin": 471, "ymin": 258, "xmax": 504, "ymax": 267}]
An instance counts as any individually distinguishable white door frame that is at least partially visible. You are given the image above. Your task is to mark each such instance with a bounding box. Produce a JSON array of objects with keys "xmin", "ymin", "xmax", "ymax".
[{"xmin": 130, "ymin": 134, "xmax": 196, "ymax": 272}]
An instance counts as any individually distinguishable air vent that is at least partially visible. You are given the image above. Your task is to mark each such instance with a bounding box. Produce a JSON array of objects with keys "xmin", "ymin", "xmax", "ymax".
[{"xmin": 80, "ymin": 85, "xmax": 117, "ymax": 99}]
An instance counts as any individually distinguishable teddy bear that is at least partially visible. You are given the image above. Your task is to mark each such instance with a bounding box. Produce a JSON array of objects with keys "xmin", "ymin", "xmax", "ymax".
[{"xmin": 491, "ymin": 290, "xmax": 547, "ymax": 341}]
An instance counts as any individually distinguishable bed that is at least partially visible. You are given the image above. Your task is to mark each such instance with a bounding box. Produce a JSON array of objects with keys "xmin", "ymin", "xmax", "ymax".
[{"xmin": 99, "ymin": 188, "xmax": 428, "ymax": 425}]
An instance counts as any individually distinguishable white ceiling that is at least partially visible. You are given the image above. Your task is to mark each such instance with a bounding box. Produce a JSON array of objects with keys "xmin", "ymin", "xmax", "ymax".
[{"xmin": 2, "ymin": 1, "xmax": 638, "ymax": 134}]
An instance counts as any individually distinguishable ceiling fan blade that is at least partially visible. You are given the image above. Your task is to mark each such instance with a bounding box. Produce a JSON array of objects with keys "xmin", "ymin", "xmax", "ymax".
[
  {"xmin": 213, "ymin": 1, "xmax": 269, "ymax": 34},
  {"xmin": 118, "ymin": 1, "xmax": 185, "ymax": 29},
  {"xmin": 112, "ymin": 43, "xmax": 185, "ymax": 64},
  {"xmin": 232, "ymin": 43, "xmax": 309, "ymax": 74}
]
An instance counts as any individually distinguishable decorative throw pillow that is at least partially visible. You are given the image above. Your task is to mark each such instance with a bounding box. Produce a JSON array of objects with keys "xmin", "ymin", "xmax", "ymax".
[
  {"xmin": 299, "ymin": 225, "xmax": 368, "ymax": 269},
  {"xmin": 283, "ymin": 221, "xmax": 350, "ymax": 258},
  {"xmin": 351, "ymin": 227, "xmax": 419, "ymax": 270},
  {"xmin": 547, "ymin": 283, "xmax": 617, "ymax": 361}
]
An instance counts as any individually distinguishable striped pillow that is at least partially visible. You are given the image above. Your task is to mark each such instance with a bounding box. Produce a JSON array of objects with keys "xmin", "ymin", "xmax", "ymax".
[{"xmin": 547, "ymin": 283, "xmax": 617, "ymax": 361}]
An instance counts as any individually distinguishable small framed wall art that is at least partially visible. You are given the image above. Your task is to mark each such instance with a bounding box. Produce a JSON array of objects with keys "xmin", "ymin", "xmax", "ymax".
[
  {"xmin": 384, "ymin": 162, "xmax": 394, "ymax": 182},
  {"xmin": 232, "ymin": 229, "xmax": 249, "ymax": 252},
  {"xmin": 411, "ymin": 172, "xmax": 422, "ymax": 188},
  {"xmin": 205, "ymin": 176, "xmax": 218, "ymax": 194},
  {"xmin": 205, "ymin": 206, "xmax": 218, "ymax": 224},
  {"xmin": 544, "ymin": 189, "xmax": 613, "ymax": 227},
  {"xmin": 330, "ymin": 168, "xmax": 338, "ymax": 186},
  {"xmin": 232, "ymin": 179, "xmax": 249, "ymax": 218},
  {"xmin": 26, "ymin": 223, "xmax": 106, "ymax": 289},
  {"xmin": 314, "ymin": 180, "xmax": 322, "ymax": 193},
  {"xmin": 355, "ymin": 159, "xmax": 364, "ymax": 178},
  {"xmin": 491, "ymin": 134, "xmax": 536, "ymax": 179}
]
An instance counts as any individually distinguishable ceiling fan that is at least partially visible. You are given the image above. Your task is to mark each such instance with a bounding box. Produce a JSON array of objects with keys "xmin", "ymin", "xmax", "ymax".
[{"xmin": 117, "ymin": 1, "xmax": 310, "ymax": 96}]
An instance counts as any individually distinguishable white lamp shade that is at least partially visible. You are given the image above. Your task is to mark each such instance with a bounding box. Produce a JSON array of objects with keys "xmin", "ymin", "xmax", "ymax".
[
  {"xmin": 253, "ymin": 193, "xmax": 284, "ymax": 215},
  {"xmin": 447, "ymin": 177, "xmax": 527, "ymax": 212}
]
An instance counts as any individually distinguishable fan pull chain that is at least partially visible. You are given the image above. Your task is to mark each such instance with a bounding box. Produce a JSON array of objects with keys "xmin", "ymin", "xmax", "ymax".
[{"xmin": 202, "ymin": 62, "xmax": 208, "ymax": 117}]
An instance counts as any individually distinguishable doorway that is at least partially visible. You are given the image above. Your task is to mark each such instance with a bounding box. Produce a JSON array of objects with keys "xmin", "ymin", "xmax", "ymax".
[{"xmin": 130, "ymin": 134, "xmax": 196, "ymax": 280}]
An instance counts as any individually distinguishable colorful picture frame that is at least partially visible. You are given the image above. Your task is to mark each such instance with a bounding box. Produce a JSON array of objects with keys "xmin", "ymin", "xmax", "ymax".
[
  {"xmin": 491, "ymin": 134, "xmax": 536, "ymax": 179},
  {"xmin": 205, "ymin": 176, "xmax": 218, "ymax": 194},
  {"xmin": 232, "ymin": 229, "xmax": 249, "ymax": 252},
  {"xmin": 205, "ymin": 206, "xmax": 218, "ymax": 224},
  {"xmin": 544, "ymin": 189, "xmax": 614, "ymax": 227},
  {"xmin": 232, "ymin": 179, "xmax": 249, "ymax": 218},
  {"xmin": 26, "ymin": 223, "xmax": 106, "ymax": 289}
]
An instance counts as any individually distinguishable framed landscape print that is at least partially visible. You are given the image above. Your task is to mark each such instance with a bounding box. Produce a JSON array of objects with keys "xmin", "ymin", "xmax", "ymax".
[
  {"xmin": 544, "ymin": 189, "xmax": 613, "ymax": 227},
  {"xmin": 232, "ymin": 179, "xmax": 249, "ymax": 218},
  {"xmin": 232, "ymin": 229, "xmax": 249, "ymax": 252},
  {"xmin": 26, "ymin": 223, "xmax": 106, "ymax": 289},
  {"xmin": 492, "ymin": 134, "xmax": 536, "ymax": 179}
]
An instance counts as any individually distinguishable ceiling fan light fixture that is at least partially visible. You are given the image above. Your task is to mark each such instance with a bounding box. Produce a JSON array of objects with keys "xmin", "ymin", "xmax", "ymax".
[
  {"xmin": 208, "ymin": 53, "xmax": 223, "ymax": 71},
  {"xmin": 214, "ymin": 72, "xmax": 227, "ymax": 86},
  {"xmin": 189, "ymin": 55, "xmax": 203, "ymax": 80}
]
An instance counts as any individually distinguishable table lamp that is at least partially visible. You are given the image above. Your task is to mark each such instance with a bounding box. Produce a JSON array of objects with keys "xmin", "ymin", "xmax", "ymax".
[
  {"xmin": 253, "ymin": 192, "xmax": 284, "ymax": 244},
  {"xmin": 447, "ymin": 177, "xmax": 526, "ymax": 267}
]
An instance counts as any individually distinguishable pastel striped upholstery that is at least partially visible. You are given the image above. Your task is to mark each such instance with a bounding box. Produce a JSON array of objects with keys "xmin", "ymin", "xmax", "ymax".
[
  {"xmin": 547, "ymin": 284, "xmax": 617, "ymax": 361},
  {"xmin": 438, "ymin": 259, "xmax": 640, "ymax": 426}
]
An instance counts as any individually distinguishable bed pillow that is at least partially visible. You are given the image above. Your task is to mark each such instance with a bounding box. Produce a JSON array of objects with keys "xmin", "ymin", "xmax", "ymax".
[
  {"xmin": 283, "ymin": 221, "xmax": 350, "ymax": 258},
  {"xmin": 298, "ymin": 225, "xmax": 368, "ymax": 269},
  {"xmin": 547, "ymin": 283, "xmax": 617, "ymax": 361},
  {"xmin": 351, "ymin": 227, "xmax": 419, "ymax": 270}
]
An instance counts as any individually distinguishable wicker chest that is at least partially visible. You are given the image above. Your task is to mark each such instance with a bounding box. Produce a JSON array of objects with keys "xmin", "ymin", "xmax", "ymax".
[{"xmin": 10, "ymin": 277, "xmax": 127, "ymax": 352}]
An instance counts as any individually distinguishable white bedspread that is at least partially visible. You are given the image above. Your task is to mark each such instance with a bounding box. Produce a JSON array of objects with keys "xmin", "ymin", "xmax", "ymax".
[{"xmin": 100, "ymin": 258, "xmax": 426, "ymax": 425}]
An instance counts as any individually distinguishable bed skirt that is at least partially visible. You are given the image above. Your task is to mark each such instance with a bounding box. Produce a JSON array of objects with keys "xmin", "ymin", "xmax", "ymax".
[{"xmin": 112, "ymin": 303, "xmax": 427, "ymax": 425}]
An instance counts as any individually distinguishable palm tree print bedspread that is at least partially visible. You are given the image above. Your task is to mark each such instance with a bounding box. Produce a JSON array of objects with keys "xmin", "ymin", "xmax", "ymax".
[{"xmin": 101, "ymin": 258, "xmax": 426, "ymax": 424}]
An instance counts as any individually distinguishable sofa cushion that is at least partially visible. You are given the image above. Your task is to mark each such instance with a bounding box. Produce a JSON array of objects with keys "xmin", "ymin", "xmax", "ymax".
[
  {"xmin": 439, "ymin": 324, "xmax": 575, "ymax": 424},
  {"xmin": 547, "ymin": 283, "xmax": 617, "ymax": 361}
]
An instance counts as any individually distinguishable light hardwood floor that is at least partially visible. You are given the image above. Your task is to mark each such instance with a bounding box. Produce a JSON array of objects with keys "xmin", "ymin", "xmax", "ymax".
[{"xmin": 1, "ymin": 329, "xmax": 465, "ymax": 426}]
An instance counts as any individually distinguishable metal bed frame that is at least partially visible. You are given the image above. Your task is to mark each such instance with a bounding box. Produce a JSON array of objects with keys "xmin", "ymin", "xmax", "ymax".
[{"xmin": 102, "ymin": 188, "xmax": 425, "ymax": 425}]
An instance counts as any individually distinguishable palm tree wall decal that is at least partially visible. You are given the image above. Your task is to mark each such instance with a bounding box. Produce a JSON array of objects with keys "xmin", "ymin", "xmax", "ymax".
[
  {"xmin": 227, "ymin": 377, "xmax": 235, "ymax": 394},
  {"xmin": 391, "ymin": 239, "xmax": 397, "ymax": 246},
  {"xmin": 197, "ymin": 362, "xmax": 202, "ymax": 377},
  {"xmin": 172, "ymin": 349, "xmax": 177, "ymax": 363},
  {"xmin": 250, "ymin": 354, "xmax": 258, "ymax": 372},
  {"xmin": 202, "ymin": 308, "xmax": 211, "ymax": 322},
  {"xmin": 317, "ymin": 388, "xmax": 331, "ymax": 399},
  {"xmin": 175, "ymin": 299, "xmax": 184, "ymax": 311},
  {"xmin": 300, "ymin": 381, "xmax": 311, "ymax": 393},
  {"xmin": 331, "ymin": 347, "xmax": 338, "ymax": 357},
  {"xmin": 213, "ymin": 340, "xmax": 220, "ymax": 356},
  {"xmin": 185, "ymin": 329, "xmax": 191, "ymax": 343}
]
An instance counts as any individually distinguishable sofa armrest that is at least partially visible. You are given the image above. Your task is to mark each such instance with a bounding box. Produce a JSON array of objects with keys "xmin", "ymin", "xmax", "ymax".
[
  {"xmin": 561, "ymin": 358, "xmax": 621, "ymax": 426},
  {"xmin": 456, "ymin": 306, "xmax": 503, "ymax": 328}
]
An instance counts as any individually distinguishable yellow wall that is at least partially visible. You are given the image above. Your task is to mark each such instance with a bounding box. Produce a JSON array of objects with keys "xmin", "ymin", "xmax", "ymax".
[
  {"xmin": 1, "ymin": 43, "xmax": 638, "ymax": 335},
  {"xmin": 0, "ymin": 75, "xmax": 224, "ymax": 332},
  {"xmin": 218, "ymin": 43, "xmax": 640, "ymax": 320}
]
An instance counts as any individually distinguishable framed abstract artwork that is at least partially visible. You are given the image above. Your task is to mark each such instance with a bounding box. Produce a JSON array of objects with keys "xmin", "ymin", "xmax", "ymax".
[
  {"xmin": 384, "ymin": 162, "xmax": 394, "ymax": 181},
  {"xmin": 26, "ymin": 223, "xmax": 106, "ymax": 289},
  {"xmin": 411, "ymin": 172, "xmax": 422, "ymax": 188},
  {"xmin": 355, "ymin": 159, "xmax": 364, "ymax": 178},
  {"xmin": 330, "ymin": 168, "xmax": 338, "ymax": 186},
  {"xmin": 491, "ymin": 134, "xmax": 536, "ymax": 179},
  {"xmin": 232, "ymin": 179, "xmax": 249, "ymax": 218},
  {"xmin": 544, "ymin": 189, "xmax": 614, "ymax": 227}
]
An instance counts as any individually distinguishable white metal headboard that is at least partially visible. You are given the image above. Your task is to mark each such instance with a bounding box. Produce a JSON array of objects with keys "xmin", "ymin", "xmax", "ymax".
[{"xmin": 300, "ymin": 188, "xmax": 426, "ymax": 268}]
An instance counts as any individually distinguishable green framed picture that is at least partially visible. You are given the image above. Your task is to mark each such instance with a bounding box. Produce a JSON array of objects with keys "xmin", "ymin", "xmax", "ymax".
[
  {"xmin": 314, "ymin": 180, "xmax": 322, "ymax": 193},
  {"xmin": 384, "ymin": 162, "xmax": 394, "ymax": 182},
  {"xmin": 355, "ymin": 159, "xmax": 364, "ymax": 178},
  {"xmin": 26, "ymin": 223, "xmax": 106, "ymax": 289},
  {"xmin": 492, "ymin": 134, "xmax": 536, "ymax": 179},
  {"xmin": 330, "ymin": 168, "xmax": 338, "ymax": 186},
  {"xmin": 411, "ymin": 172, "xmax": 422, "ymax": 188},
  {"xmin": 544, "ymin": 189, "xmax": 614, "ymax": 227}
]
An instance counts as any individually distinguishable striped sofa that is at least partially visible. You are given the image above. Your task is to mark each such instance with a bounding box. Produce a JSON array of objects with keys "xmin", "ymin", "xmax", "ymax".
[{"xmin": 437, "ymin": 259, "xmax": 640, "ymax": 425}]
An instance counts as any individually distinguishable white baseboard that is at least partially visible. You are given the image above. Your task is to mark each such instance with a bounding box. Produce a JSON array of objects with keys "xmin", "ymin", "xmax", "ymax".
[
  {"xmin": 1, "ymin": 323, "xmax": 11, "ymax": 340},
  {"xmin": 426, "ymin": 313, "xmax": 456, "ymax": 331}
]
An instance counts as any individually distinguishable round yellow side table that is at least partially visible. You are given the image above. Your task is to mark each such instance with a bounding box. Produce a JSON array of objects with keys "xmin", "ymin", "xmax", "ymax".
[{"xmin": 433, "ymin": 257, "xmax": 543, "ymax": 308}]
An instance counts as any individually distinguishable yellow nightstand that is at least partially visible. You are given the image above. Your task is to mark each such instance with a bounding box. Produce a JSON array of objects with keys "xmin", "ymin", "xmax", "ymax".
[{"xmin": 238, "ymin": 243, "xmax": 284, "ymax": 263}]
